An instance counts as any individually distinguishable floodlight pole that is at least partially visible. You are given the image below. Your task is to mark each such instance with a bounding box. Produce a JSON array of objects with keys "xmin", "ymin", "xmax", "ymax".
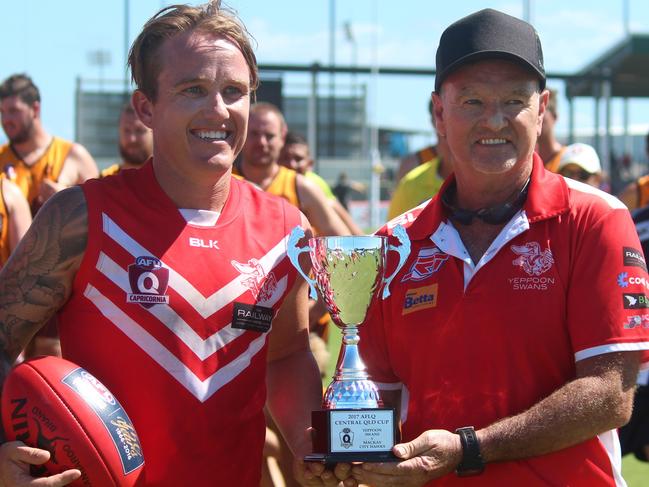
[
  {"xmin": 369, "ymin": 0, "xmax": 381, "ymax": 230},
  {"xmin": 523, "ymin": 0, "xmax": 532, "ymax": 23},
  {"xmin": 124, "ymin": 0, "xmax": 130, "ymax": 97},
  {"xmin": 328, "ymin": 0, "xmax": 336, "ymax": 157},
  {"xmin": 622, "ymin": 0, "xmax": 630, "ymax": 159}
]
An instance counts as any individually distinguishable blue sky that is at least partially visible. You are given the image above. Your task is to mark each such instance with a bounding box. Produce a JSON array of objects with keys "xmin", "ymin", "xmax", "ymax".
[{"xmin": 2, "ymin": 0, "xmax": 649, "ymax": 147}]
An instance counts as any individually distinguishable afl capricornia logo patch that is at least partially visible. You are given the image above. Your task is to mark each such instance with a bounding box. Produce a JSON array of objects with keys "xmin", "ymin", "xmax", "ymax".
[{"xmin": 127, "ymin": 256, "xmax": 170, "ymax": 308}]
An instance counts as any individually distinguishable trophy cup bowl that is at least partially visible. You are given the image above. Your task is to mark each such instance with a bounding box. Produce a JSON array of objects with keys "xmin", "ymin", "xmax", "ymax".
[{"xmin": 287, "ymin": 225, "xmax": 410, "ymax": 463}]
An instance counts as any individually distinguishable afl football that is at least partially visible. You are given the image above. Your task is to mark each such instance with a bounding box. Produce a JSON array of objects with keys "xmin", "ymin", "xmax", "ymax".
[{"xmin": 1, "ymin": 356, "xmax": 144, "ymax": 486}]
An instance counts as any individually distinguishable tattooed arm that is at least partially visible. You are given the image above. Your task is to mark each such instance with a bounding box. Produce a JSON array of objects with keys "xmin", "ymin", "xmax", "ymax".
[
  {"xmin": 0, "ymin": 186, "xmax": 88, "ymax": 379},
  {"xmin": 0, "ymin": 186, "xmax": 87, "ymax": 486}
]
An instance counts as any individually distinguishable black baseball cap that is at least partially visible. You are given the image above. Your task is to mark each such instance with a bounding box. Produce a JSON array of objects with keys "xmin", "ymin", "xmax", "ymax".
[{"xmin": 434, "ymin": 9, "xmax": 545, "ymax": 92}]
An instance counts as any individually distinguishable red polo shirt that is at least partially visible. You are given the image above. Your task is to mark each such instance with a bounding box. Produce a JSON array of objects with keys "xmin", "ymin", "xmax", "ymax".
[{"xmin": 362, "ymin": 155, "xmax": 649, "ymax": 486}]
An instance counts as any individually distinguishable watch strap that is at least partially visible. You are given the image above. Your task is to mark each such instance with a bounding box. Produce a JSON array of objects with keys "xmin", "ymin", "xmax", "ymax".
[{"xmin": 455, "ymin": 426, "xmax": 485, "ymax": 476}]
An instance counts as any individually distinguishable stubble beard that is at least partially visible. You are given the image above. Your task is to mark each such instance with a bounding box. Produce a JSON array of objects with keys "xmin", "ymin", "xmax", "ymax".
[
  {"xmin": 7, "ymin": 120, "xmax": 34, "ymax": 145},
  {"xmin": 119, "ymin": 144, "xmax": 150, "ymax": 166}
]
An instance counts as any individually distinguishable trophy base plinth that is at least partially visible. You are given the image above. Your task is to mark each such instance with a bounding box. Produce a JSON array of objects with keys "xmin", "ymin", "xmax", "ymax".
[
  {"xmin": 309, "ymin": 408, "xmax": 399, "ymax": 464},
  {"xmin": 304, "ymin": 451, "xmax": 398, "ymax": 464}
]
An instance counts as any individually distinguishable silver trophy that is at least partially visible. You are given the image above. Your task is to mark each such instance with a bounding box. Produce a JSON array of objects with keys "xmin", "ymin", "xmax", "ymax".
[{"xmin": 287, "ymin": 225, "xmax": 410, "ymax": 462}]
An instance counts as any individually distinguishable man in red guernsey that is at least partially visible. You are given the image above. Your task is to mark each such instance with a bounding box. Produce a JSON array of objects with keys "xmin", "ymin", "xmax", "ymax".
[
  {"xmin": 0, "ymin": 2, "xmax": 345, "ymax": 486},
  {"xmin": 352, "ymin": 8, "xmax": 649, "ymax": 487}
]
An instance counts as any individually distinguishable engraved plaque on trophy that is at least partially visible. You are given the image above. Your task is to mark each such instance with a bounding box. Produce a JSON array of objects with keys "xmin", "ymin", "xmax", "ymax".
[{"xmin": 287, "ymin": 226, "xmax": 410, "ymax": 462}]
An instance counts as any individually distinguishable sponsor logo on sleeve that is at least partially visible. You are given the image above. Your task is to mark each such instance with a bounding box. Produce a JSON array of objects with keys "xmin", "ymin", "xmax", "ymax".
[
  {"xmin": 623, "ymin": 247, "xmax": 647, "ymax": 272},
  {"xmin": 623, "ymin": 293, "xmax": 649, "ymax": 309},
  {"xmin": 127, "ymin": 256, "xmax": 170, "ymax": 308},
  {"xmin": 624, "ymin": 314, "xmax": 649, "ymax": 329},
  {"xmin": 402, "ymin": 284, "xmax": 438, "ymax": 315},
  {"xmin": 617, "ymin": 272, "xmax": 649, "ymax": 291},
  {"xmin": 401, "ymin": 247, "xmax": 449, "ymax": 282}
]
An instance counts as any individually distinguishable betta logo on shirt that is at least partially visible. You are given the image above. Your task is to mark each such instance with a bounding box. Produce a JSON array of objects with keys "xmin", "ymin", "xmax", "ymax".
[
  {"xmin": 401, "ymin": 247, "xmax": 449, "ymax": 282},
  {"xmin": 127, "ymin": 256, "xmax": 170, "ymax": 308},
  {"xmin": 402, "ymin": 284, "xmax": 438, "ymax": 315}
]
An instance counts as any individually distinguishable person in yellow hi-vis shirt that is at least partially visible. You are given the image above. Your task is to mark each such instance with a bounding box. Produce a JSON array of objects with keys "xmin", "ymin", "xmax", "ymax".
[{"xmin": 388, "ymin": 130, "xmax": 451, "ymax": 220}]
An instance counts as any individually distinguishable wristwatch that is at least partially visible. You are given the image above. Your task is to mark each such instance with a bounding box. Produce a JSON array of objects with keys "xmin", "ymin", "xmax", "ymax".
[{"xmin": 455, "ymin": 426, "xmax": 485, "ymax": 477}]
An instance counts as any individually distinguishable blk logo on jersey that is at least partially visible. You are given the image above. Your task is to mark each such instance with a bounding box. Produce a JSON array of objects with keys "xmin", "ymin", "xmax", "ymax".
[
  {"xmin": 511, "ymin": 242, "xmax": 554, "ymax": 276},
  {"xmin": 231, "ymin": 258, "xmax": 278, "ymax": 302},
  {"xmin": 127, "ymin": 256, "xmax": 170, "ymax": 308},
  {"xmin": 188, "ymin": 237, "xmax": 220, "ymax": 250},
  {"xmin": 623, "ymin": 293, "xmax": 649, "ymax": 309},
  {"xmin": 623, "ymin": 247, "xmax": 647, "ymax": 272},
  {"xmin": 402, "ymin": 284, "xmax": 438, "ymax": 315},
  {"xmin": 402, "ymin": 247, "xmax": 449, "ymax": 282}
]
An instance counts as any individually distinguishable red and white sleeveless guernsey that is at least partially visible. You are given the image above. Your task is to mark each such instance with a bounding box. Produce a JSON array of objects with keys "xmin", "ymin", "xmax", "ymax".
[
  {"xmin": 58, "ymin": 162, "xmax": 302, "ymax": 486},
  {"xmin": 362, "ymin": 154, "xmax": 649, "ymax": 487}
]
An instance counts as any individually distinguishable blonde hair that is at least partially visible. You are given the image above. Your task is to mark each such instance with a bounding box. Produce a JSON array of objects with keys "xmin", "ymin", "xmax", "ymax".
[{"xmin": 128, "ymin": 1, "xmax": 258, "ymax": 101}]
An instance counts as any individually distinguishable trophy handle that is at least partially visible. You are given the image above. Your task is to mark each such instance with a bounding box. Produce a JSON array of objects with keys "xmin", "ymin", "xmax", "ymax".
[
  {"xmin": 287, "ymin": 226, "xmax": 319, "ymax": 300},
  {"xmin": 382, "ymin": 224, "xmax": 411, "ymax": 299}
]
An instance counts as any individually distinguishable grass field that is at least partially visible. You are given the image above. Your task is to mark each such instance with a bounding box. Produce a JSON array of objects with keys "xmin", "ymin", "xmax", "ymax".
[
  {"xmin": 325, "ymin": 327, "xmax": 649, "ymax": 485},
  {"xmin": 623, "ymin": 455, "xmax": 649, "ymax": 486}
]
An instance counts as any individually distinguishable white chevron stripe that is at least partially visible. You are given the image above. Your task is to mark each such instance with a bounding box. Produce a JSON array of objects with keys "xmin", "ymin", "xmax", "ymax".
[
  {"xmin": 84, "ymin": 284, "xmax": 269, "ymax": 402},
  {"xmin": 101, "ymin": 213, "xmax": 288, "ymax": 318},
  {"xmin": 96, "ymin": 252, "xmax": 287, "ymax": 361}
]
